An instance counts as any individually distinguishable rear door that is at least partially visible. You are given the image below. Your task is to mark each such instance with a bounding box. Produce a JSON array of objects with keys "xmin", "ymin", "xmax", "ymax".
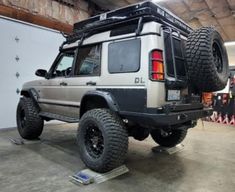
[
  {"xmin": 58, "ymin": 44, "xmax": 102, "ymax": 118},
  {"xmin": 163, "ymin": 28, "xmax": 189, "ymax": 103}
]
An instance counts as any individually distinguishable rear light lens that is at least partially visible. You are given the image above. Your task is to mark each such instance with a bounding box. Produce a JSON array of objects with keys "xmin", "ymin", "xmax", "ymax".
[{"xmin": 151, "ymin": 50, "xmax": 164, "ymax": 80}]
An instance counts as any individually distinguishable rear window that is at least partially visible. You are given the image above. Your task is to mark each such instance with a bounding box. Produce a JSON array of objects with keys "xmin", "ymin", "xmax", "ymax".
[{"xmin": 108, "ymin": 39, "xmax": 141, "ymax": 73}]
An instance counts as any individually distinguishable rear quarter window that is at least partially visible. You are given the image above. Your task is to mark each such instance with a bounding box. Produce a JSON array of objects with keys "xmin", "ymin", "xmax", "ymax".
[{"xmin": 108, "ymin": 39, "xmax": 141, "ymax": 73}]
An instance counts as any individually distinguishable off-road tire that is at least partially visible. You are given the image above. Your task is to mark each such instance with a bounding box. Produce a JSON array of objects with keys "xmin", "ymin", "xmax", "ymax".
[
  {"xmin": 77, "ymin": 109, "xmax": 128, "ymax": 173},
  {"xmin": 151, "ymin": 129, "xmax": 187, "ymax": 148},
  {"xmin": 186, "ymin": 27, "xmax": 229, "ymax": 92},
  {"xmin": 16, "ymin": 97, "xmax": 44, "ymax": 140}
]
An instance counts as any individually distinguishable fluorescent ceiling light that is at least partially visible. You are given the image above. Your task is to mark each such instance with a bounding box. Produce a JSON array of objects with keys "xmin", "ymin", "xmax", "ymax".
[{"xmin": 224, "ymin": 41, "xmax": 235, "ymax": 46}]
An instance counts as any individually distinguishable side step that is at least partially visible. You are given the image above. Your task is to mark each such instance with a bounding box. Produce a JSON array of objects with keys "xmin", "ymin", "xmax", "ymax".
[{"xmin": 39, "ymin": 112, "xmax": 79, "ymax": 123}]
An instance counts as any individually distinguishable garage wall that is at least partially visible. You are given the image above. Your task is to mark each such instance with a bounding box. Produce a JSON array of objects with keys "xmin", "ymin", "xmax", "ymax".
[
  {"xmin": 0, "ymin": 0, "xmax": 89, "ymax": 25},
  {"xmin": 0, "ymin": 16, "xmax": 64, "ymax": 129},
  {"xmin": 226, "ymin": 46, "xmax": 235, "ymax": 66}
]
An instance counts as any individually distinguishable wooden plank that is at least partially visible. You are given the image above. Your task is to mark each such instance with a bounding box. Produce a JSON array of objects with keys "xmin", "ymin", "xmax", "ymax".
[
  {"xmin": 227, "ymin": 0, "xmax": 235, "ymax": 9},
  {"xmin": 188, "ymin": 18, "xmax": 203, "ymax": 29},
  {"xmin": 204, "ymin": 0, "xmax": 231, "ymax": 18},
  {"xmin": 90, "ymin": 0, "xmax": 116, "ymax": 10},
  {"xmin": 218, "ymin": 16, "xmax": 235, "ymax": 40},
  {"xmin": 165, "ymin": 0, "xmax": 188, "ymax": 15},
  {"xmin": 204, "ymin": 0, "xmax": 235, "ymax": 41},
  {"xmin": 0, "ymin": 4, "xmax": 73, "ymax": 34}
]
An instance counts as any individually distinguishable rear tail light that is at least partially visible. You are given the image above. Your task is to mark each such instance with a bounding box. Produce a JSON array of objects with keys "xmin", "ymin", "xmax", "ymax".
[{"xmin": 151, "ymin": 50, "xmax": 164, "ymax": 80}]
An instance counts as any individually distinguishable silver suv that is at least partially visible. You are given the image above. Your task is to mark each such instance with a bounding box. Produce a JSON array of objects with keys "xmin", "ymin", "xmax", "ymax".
[{"xmin": 16, "ymin": 1, "xmax": 229, "ymax": 173}]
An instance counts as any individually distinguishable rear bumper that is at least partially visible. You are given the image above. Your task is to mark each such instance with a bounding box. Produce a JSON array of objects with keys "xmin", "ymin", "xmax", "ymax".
[{"xmin": 120, "ymin": 108, "xmax": 213, "ymax": 126}]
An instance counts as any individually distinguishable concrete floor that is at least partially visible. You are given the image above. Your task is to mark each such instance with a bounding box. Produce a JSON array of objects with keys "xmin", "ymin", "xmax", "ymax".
[{"xmin": 0, "ymin": 121, "xmax": 235, "ymax": 192}]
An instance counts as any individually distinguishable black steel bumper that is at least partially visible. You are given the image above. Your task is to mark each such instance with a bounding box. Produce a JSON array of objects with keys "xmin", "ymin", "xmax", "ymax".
[{"xmin": 120, "ymin": 108, "xmax": 213, "ymax": 126}]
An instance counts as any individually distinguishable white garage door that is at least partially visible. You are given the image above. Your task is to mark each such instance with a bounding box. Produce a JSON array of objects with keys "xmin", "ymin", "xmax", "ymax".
[{"xmin": 0, "ymin": 16, "xmax": 65, "ymax": 129}]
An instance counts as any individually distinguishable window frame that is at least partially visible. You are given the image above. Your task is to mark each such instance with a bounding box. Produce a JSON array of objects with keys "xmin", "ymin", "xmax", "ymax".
[
  {"xmin": 73, "ymin": 43, "xmax": 102, "ymax": 77},
  {"xmin": 47, "ymin": 48, "xmax": 77, "ymax": 79}
]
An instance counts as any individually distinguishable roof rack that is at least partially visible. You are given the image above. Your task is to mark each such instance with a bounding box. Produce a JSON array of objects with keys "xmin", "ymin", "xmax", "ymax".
[{"xmin": 65, "ymin": 1, "xmax": 192, "ymax": 45}]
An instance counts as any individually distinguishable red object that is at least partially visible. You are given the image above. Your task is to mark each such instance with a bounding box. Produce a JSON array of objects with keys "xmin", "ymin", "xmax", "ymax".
[
  {"xmin": 230, "ymin": 115, "xmax": 235, "ymax": 125},
  {"xmin": 222, "ymin": 114, "xmax": 229, "ymax": 124},
  {"xmin": 216, "ymin": 113, "xmax": 223, "ymax": 123},
  {"xmin": 210, "ymin": 111, "xmax": 218, "ymax": 122},
  {"xmin": 151, "ymin": 50, "xmax": 164, "ymax": 80},
  {"xmin": 202, "ymin": 92, "xmax": 213, "ymax": 107},
  {"xmin": 222, "ymin": 94, "xmax": 228, "ymax": 104}
]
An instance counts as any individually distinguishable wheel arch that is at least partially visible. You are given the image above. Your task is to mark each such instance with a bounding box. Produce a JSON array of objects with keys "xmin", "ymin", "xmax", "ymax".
[
  {"xmin": 80, "ymin": 91, "xmax": 120, "ymax": 118},
  {"xmin": 21, "ymin": 90, "xmax": 30, "ymax": 97},
  {"xmin": 20, "ymin": 88, "xmax": 40, "ymax": 108}
]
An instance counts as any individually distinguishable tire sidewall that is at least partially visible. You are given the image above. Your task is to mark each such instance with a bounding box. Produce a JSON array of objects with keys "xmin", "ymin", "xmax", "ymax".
[
  {"xmin": 77, "ymin": 109, "xmax": 128, "ymax": 173},
  {"xmin": 16, "ymin": 97, "xmax": 43, "ymax": 139},
  {"xmin": 77, "ymin": 114, "xmax": 109, "ymax": 170},
  {"xmin": 186, "ymin": 27, "xmax": 229, "ymax": 92},
  {"xmin": 211, "ymin": 31, "xmax": 229, "ymax": 85},
  {"xmin": 17, "ymin": 98, "xmax": 29, "ymax": 137}
]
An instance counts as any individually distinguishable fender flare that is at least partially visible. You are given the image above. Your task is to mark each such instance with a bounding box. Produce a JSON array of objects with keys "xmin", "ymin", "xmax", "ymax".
[
  {"xmin": 80, "ymin": 90, "xmax": 120, "ymax": 117},
  {"xmin": 20, "ymin": 88, "xmax": 40, "ymax": 107}
]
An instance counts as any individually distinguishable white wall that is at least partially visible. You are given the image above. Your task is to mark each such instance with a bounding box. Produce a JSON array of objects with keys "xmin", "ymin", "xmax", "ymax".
[
  {"xmin": 226, "ymin": 45, "xmax": 235, "ymax": 66},
  {"xmin": 0, "ymin": 16, "xmax": 65, "ymax": 129}
]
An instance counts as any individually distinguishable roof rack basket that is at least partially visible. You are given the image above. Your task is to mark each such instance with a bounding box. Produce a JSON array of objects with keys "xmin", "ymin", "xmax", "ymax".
[{"xmin": 65, "ymin": 1, "xmax": 192, "ymax": 44}]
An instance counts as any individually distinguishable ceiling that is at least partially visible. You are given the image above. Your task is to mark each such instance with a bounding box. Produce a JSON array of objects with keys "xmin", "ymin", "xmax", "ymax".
[{"xmin": 90, "ymin": 0, "xmax": 235, "ymax": 42}]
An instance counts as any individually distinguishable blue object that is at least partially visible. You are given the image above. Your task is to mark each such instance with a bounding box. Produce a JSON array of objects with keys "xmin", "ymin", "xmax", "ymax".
[{"xmin": 71, "ymin": 171, "xmax": 94, "ymax": 185}]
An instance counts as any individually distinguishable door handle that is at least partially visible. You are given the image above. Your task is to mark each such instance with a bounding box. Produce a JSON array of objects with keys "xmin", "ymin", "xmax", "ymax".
[
  {"xmin": 86, "ymin": 81, "xmax": 96, "ymax": 86},
  {"xmin": 60, "ymin": 82, "xmax": 68, "ymax": 86}
]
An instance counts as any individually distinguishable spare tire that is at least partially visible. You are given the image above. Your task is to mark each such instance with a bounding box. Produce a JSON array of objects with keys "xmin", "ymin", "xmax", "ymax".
[{"xmin": 186, "ymin": 27, "xmax": 229, "ymax": 92}]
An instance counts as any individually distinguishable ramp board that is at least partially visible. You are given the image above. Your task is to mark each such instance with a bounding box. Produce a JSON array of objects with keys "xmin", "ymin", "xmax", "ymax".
[
  {"xmin": 70, "ymin": 165, "xmax": 129, "ymax": 185},
  {"xmin": 9, "ymin": 137, "xmax": 42, "ymax": 145},
  {"xmin": 152, "ymin": 144, "xmax": 184, "ymax": 155},
  {"xmin": 9, "ymin": 137, "xmax": 24, "ymax": 145}
]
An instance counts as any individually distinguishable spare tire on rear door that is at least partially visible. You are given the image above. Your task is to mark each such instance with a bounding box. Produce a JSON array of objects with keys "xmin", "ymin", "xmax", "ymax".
[{"xmin": 185, "ymin": 27, "xmax": 229, "ymax": 92}]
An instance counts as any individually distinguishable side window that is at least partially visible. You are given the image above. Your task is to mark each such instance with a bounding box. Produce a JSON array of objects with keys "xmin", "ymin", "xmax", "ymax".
[
  {"xmin": 108, "ymin": 39, "xmax": 141, "ymax": 73},
  {"xmin": 52, "ymin": 52, "xmax": 75, "ymax": 78},
  {"xmin": 75, "ymin": 44, "xmax": 101, "ymax": 76}
]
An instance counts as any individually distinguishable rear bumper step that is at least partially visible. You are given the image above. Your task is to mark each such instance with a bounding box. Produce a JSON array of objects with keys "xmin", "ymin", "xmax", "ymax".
[
  {"xmin": 162, "ymin": 103, "xmax": 203, "ymax": 113},
  {"xmin": 120, "ymin": 108, "xmax": 213, "ymax": 126}
]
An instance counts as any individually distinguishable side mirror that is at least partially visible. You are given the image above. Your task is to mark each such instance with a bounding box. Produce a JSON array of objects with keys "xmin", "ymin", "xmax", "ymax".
[{"xmin": 35, "ymin": 69, "xmax": 47, "ymax": 78}]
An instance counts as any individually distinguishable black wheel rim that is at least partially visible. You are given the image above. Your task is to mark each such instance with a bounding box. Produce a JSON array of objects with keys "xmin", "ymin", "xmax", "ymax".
[
  {"xmin": 212, "ymin": 41, "xmax": 223, "ymax": 73},
  {"xmin": 19, "ymin": 108, "xmax": 26, "ymax": 128},
  {"xmin": 85, "ymin": 122, "xmax": 104, "ymax": 159}
]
